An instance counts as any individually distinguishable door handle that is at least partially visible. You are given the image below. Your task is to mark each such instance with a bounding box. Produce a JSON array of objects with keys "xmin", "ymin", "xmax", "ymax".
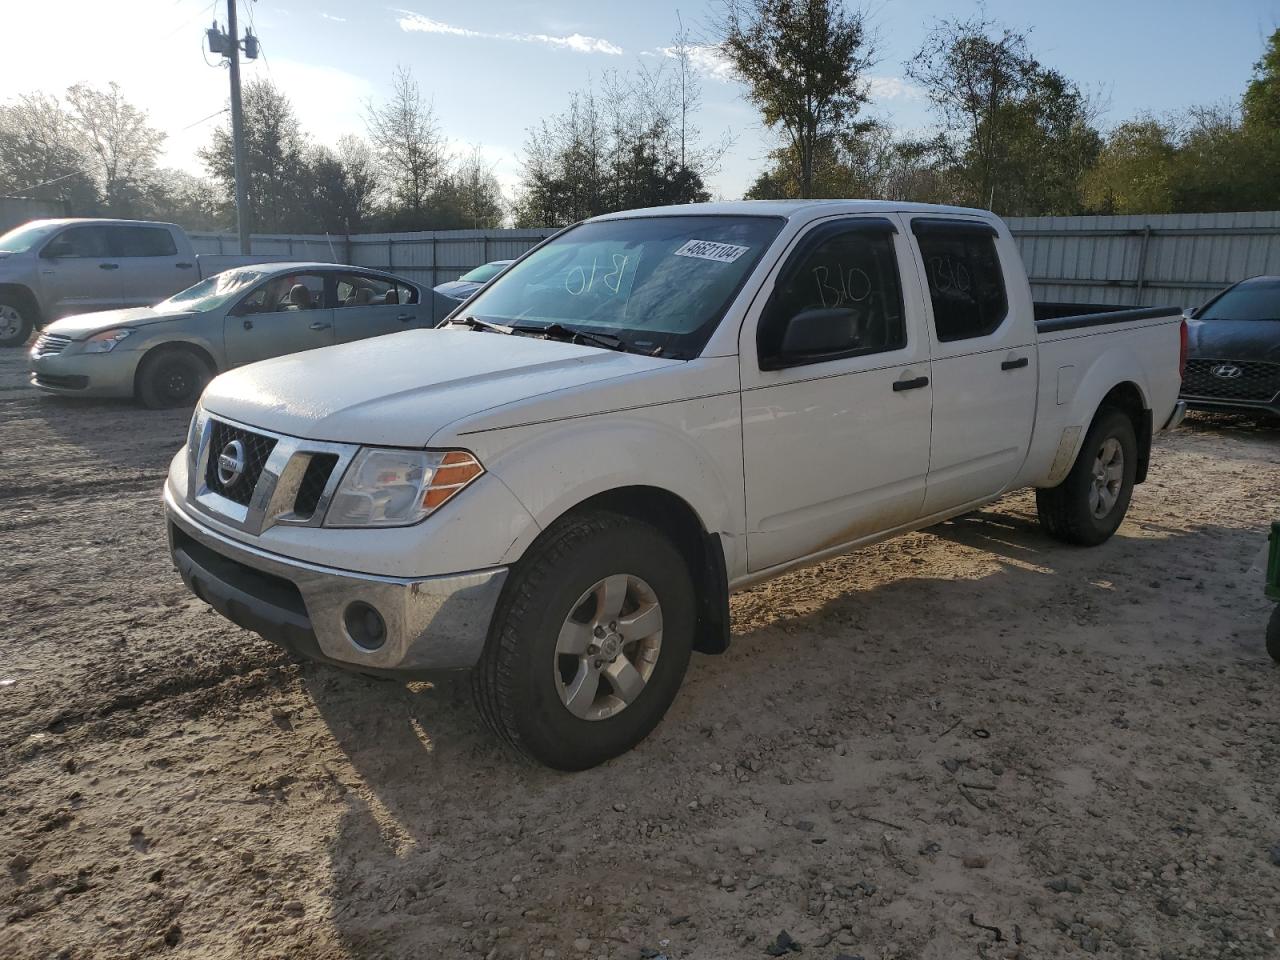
[
  {"xmin": 396, "ymin": 313, "xmax": 413, "ymax": 322},
  {"xmin": 98, "ymin": 263, "xmax": 119, "ymax": 270},
  {"xmin": 1001, "ymin": 357, "xmax": 1029, "ymax": 371},
  {"xmin": 243, "ymin": 319, "xmax": 253, "ymax": 330},
  {"xmin": 892, "ymin": 376, "xmax": 930, "ymax": 392},
  {"xmin": 175, "ymin": 262, "xmax": 194, "ymax": 269},
  {"xmin": 309, "ymin": 321, "xmax": 331, "ymax": 331}
]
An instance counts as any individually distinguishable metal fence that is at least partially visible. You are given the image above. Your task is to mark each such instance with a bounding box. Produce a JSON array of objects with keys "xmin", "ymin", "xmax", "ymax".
[
  {"xmin": 0, "ymin": 197, "xmax": 63, "ymax": 233},
  {"xmin": 1006, "ymin": 211, "xmax": 1280, "ymax": 308},
  {"xmin": 192, "ymin": 212, "xmax": 1280, "ymax": 310},
  {"xmin": 188, "ymin": 228, "xmax": 557, "ymax": 289}
]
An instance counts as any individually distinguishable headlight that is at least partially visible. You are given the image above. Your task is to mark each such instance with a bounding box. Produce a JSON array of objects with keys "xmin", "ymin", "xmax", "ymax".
[
  {"xmin": 324, "ymin": 448, "xmax": 484, "ymax": 527},
  {"xmin": 83, "ymin": 328, "xmax": 134, "ymax": 353},
  {"xmin": 186, "ymin": 406, "xmax": 207, "ymax": 475}
]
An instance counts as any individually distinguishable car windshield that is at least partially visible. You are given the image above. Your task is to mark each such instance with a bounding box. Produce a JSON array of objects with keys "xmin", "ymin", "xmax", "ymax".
[
  {"xmin": 153, "ymin": 268, "xmax": 270, "ymax": 314},
  {"xmin": 1198, "ymin": 281, "xmax": 1280, "ymax": 321},
  {"xmin": 457, "ymin": 215, "xmax": 784, "ymax": 358},
  {"xmin": 0, "ymin": 221, "xmax": 60, "ymax": 253},
  {"xmin": 458, "ymin": 261, "xmax": 509, "ymax": 284}
]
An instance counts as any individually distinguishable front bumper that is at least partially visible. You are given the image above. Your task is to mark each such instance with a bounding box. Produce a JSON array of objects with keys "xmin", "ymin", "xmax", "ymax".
[
  {"xmin": 28, "ymin": 347, "xmax": 139, "ymax": 398},
  {"xmin": 166, "ymin": 489, "xmax": 508, "ymax": 675},
  {"xmin": 1179, "ymin": 394, "xmax": 1280, "ymax": 418}
]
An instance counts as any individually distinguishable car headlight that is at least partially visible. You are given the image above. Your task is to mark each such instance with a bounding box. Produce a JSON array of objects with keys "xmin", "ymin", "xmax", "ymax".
[
  {"xmin": 324, "ymin": 448, "xmax": 484, "ymax": 528},
  {"xmin": 186, "ymin": 406, "xmax": 207, "ymax": 475},
  {"xmin": 83, "ymin": 328, "xmax": 134, "ymax": 353}
]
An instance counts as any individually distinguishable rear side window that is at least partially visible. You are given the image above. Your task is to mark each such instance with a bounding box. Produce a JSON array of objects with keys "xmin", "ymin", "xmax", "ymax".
[
  {"xmin": 335, "ymin": 273, "xmax": 418, "ymax": 308},
  {"xmin": 913, "ymin": 222, "xmax": 1008, "ymax": 341},
  {"xmin": 110, "ymin": 226, "xmax": 178, "ymax": 257},
  {"xmin": 758, "ymin": 220, "xmax": 906, "ymax": 366}
]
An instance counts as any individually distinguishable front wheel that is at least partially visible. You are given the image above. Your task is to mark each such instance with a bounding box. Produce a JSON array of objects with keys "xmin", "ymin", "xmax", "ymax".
[
  {"xmin": 0, "ymin": 300, "xmax": 33, "ymax": 348},
  {"xmin": 1036, "ymin": 407, "xmax": 1138, "ymax": 546},
  {"xmin": 136, "ymin": 348, "xmax": 211, "ymax": 409},
  {"xmin": 472, "ymin": 510, "xmax": 695, "ymax": 770},
  {"xmin": 1267, "ymin": 607, "xmax": 1280, "ymax": 663}
]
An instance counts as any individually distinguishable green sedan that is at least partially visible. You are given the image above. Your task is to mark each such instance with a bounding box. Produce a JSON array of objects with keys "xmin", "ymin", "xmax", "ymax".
[{"xmin": 28, "ymin": 262, "xmax": 427, "ymax": 408}]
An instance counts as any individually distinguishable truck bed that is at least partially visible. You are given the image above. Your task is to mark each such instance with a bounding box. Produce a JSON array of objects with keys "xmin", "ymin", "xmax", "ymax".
[{"xmin": 1034, "ymin": 301, "xmax": 1183, "ymax": 333}]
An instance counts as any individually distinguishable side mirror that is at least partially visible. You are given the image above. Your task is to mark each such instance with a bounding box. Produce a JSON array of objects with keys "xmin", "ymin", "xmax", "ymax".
[
  {"xmin": 779, "ymin": 307, "xmax": 860, "ymax": 357},
  {"xmin": 1182, "ymin": 307, "xmax": 1197, "ymax": 320}
]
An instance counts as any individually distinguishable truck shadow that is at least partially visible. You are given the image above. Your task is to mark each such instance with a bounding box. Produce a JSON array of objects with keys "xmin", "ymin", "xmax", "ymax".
[{"xmin": 302, "ymin": 510, "xmax": 1273, "ymax": 957}]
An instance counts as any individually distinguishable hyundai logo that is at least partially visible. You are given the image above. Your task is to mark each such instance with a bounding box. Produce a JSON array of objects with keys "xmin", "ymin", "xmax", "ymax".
[
  {"xmin": 1210, "ymin": 363, "xmax": 1243, "ymax": 380},
  {"xmin": 216, "ymin": 439, "xmax": 247, "ymax": 487}
]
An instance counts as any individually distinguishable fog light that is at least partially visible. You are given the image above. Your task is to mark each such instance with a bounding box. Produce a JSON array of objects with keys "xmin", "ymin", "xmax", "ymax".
[{"xmin": 344, "ymin": 601, "xmax": 387, "ymax": 651}]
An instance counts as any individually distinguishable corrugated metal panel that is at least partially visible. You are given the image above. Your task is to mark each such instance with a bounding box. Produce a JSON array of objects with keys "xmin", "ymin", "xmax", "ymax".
[{"xmin": 1006, "ymin": 211, "xmax": 1280, "ymax": 307}]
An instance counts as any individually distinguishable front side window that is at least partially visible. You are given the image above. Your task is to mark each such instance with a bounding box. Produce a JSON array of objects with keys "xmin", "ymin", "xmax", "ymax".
[
  {"xmin": 1196, "ymin": 280, "xmax": 1280, "ymax": 321},
  {"xmin": 458, "ymin": 215, "xmax": 784, "ymax": 358},
  {"xmin": 110, "ymin": 226, "xmax": 178, "ymax": 257},
  {"xmin": 758, "ymin": 221, "xmax": 906, "ymax": 367},
  {"xmin": 235, "ymin": 273, "xmax": 327, "ymax": 314},
  {"xmin": 913, "ymin": 224, "xmax": 1008, "ymax": 342},
  {"xmin": 43, "ymin": 225, "xmax": 111, "ymax": 259}
]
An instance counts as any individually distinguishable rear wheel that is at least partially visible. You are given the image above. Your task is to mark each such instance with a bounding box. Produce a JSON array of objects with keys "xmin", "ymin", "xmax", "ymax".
[
  {"xmin": 0, "ymin": 300, "xmax": 33, "ymax": 348},
  {"xmin": 1267, "ymin": 607, "xmax": 1280, "ymax": 663},
  {"xmin": 136, "ymin": 348, "xmax": 211, "ymax": 409},
  {"xmin": 1036, "ymin": 407, "xmax": 1138, "ymax": 546},
  {"xmin": 472, "ymin": 509, "xmax": 695, "ymax": 770}
]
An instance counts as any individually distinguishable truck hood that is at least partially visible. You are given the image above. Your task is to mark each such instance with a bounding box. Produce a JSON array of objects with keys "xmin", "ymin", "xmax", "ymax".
[
  {"xmin": 1187, "ymin": 318, "xmax": 1280, "ymax": 363},
  {"xmin": 43, "ymin": 307, "xmax": 192, "ymax": 338},
  {"xmin": 200, "ymin": 327, "xmax": 680, "ymax": 447}
]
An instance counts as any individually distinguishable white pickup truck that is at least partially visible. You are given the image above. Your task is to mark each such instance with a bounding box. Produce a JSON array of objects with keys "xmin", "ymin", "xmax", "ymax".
[
  {"xmin": 164, "ymin": 200, "xmax": 1187, "ymax": 769},
  {"xmin": 0, "ymin": 218, "xmax": 270, "ymax": 347}
]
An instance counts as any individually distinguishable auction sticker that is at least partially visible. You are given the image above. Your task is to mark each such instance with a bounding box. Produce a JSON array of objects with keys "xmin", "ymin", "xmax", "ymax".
[{"xmin": 673, "ymin": 239, "xmax": 750, "ymax": 264}]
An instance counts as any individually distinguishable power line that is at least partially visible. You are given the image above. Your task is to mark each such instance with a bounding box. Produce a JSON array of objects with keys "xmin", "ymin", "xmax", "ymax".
[{"xmin": 178, "ymin": 107, "xmax": 229, "ymax": 132}]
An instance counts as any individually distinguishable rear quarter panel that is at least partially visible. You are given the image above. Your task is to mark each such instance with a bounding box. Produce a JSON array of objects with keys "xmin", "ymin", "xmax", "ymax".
[{"xmin": 1015, "ymin": 316, "xmax": 1183, "ymax": 488}]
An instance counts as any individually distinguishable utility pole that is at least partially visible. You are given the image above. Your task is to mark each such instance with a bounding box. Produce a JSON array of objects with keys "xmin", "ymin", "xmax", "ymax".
[{"xmin": 206, "ymin": 4, "xmax": 258, "ymax": 254}]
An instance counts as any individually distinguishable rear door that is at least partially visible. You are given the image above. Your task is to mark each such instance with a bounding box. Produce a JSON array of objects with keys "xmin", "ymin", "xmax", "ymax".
[
  {"xmin": 223, "ymin": 272, "xmax": 334, "ymax": 366},
  {"xmin": 330, "ymin": 272, "xmax": 421, "ymax": 344},
  {"xmin": 37, "ymin": 225, "xmax": 123, "ymax": 316},
  {"xmin": 107, "ymin": 225, "xmax": 192, "ymax": 305},
  {"xmin": 906, "ymin": 218, "xmax": 1037, "ymax": 515},
  {"xmin": 740, "ymin": 216, "xmax": 934, "ymax": 572}
]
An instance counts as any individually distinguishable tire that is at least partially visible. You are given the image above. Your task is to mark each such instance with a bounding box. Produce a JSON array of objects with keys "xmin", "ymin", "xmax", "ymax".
[
  {"xmin": 0, "ymin": 299, "xmax": 33, "ymax": 348},
  {"xmin": 1267, "ymin": 607, "xmax": 1280, "ymax": 664},
  {"xmin": 136, "ymin": 347, "xmax": 212, "ymax": 409},
  {"xmin": 1036, "ymin": 407, "xmax": 1138, "ymax": 546},
  {"xmin": 472, "ymin": 509, "xmax": 696, "ymax": 770}
]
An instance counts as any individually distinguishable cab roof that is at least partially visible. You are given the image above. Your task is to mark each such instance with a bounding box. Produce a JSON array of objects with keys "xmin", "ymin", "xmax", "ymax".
[{"xmin": 588, "ymin": 199, "xmax": 1002, "ymax": 225}]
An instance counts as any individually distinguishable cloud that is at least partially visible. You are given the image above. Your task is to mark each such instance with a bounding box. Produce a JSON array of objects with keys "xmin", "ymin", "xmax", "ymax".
[
  {"xmin": 657, "ymin": 44, "xmax": 736, "ymax": 81},
  {"xmin": 866, "ymin": 76, "xmax": 924, "ymax": 101},
  {"xmin": 396, "ymin": 11, "xmax": 622, "ymax": 55},
  {"xmin": 319, "ymin": 13, "xmax": 347, "ymax": 22}
]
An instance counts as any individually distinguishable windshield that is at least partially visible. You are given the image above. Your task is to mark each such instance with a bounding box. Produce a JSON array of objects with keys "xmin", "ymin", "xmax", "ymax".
[
  {"xmin": 153, "ymin": 268, "xmax": 270, "ymax": 314},
  {"xmin": 1197, "ymin": 281, "xmax": 1280, "ymax": 322},
  {"xmin": 458, "ymin": 261, "xmax": 509, "ymax": 284},
  {"xmin": 0, "ymin": 221, "xmax": 60, "ymax": 253},
  {"xmin": 457, "ymin": 215, "xmax": 784, "ymax": 358}
]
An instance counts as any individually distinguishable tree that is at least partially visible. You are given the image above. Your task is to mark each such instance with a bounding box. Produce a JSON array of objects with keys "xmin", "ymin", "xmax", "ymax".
[
  {"xmin": 1081, "ymin": 118, "xmax": 1178, "ymax": 214},
  {"xmin": 365, "ymin": 66, "xmax": 447, "ymax": 227},
  {"xmin": 305, "ymin": 137, "xmax": 381, "ymax": 234},
  {"xmin": 148, "ymin": 169, "xmax": 223, "ymax": 230},
  {"xmin": 200, "ymin": 79, "xmax": 310, "ymax": 233},
  {"xmin": 1242, "ymin": 28, "xmax": 1280, "ymax": 133},
  {"xmin": 0, "ymin": 92, "xmax": 97, "ymax": 212},
  {"xmin": 435, "ymin": 147, "xmax": 506, "ymax": 229},
  {"xmin": 907, "ymin": 14, "xmax": 1100, "ymax": 215},
  {"xmin": 64, "ymin": 82, "xmax": 164, "ymax": 215},
  {"xmin": 717, "ymin": 0, "xmax": 875, "ymax": 199}
]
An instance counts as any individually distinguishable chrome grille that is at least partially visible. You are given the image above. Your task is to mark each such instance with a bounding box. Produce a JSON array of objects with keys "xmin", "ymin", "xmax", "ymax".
[
  {"xmin": 32, "ymin": 333, "xmax": 72, "ymax": 358},
  {"xmin": 293, "ymin": 453, "xmax": 339, "ymax": 519},
  {"xmin": 1182, "ymin": 358, "xmax": 1280, "ymax": 402},
  {"xmin": 204, "ymin": 420, "xmax": 278, "ymax": 506}
]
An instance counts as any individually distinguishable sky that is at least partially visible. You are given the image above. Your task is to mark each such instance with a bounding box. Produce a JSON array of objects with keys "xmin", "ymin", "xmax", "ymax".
[{"xmin": 3, "ymin": 0, "xmax": 1279, "ymax": 200}]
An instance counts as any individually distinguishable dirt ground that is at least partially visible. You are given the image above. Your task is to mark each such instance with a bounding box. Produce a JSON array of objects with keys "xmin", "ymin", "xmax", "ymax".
[{"xmin": 1, "ymin": 345, "xmax": 1278, "ymax": 960}]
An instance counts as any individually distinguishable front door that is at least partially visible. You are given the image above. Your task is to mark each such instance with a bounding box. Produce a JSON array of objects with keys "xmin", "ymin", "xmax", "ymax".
[
  {"xmin": 906, "ymin": 218, "xmax": 1038, "ymax": 515},
  {"xmin": 224, "ymin": 272, "xmax": 334, "ymax": 366},
  {"xmin": 331, "ymin": 272, "xmax": 422, "ymax": 344},
  {"xmin": 38, "ymin": 225, "xmax": 123, "ymax": 317},
  {"xmin": 740, "ymin": 217, "xmax": 934, "ymax": 573}
]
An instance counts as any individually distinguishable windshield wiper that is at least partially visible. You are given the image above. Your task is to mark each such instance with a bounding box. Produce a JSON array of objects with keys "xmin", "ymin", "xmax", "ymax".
[
  {"xmin": 449, "ymin": 315, "xmax": 514, "ymax": 334},
  {"xmin": 510, "ymin": 322, "xmax": 626, "ymax": 352}
]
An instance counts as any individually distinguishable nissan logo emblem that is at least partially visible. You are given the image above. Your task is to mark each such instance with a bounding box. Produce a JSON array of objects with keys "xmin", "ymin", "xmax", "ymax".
[
  {"xmin": 217, "ymin": 439, "xmax": 247, "ymax": 487},
  {"xmin": 1210, "ymin": 363, "xmax": 1243, "ymax": 380}
]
